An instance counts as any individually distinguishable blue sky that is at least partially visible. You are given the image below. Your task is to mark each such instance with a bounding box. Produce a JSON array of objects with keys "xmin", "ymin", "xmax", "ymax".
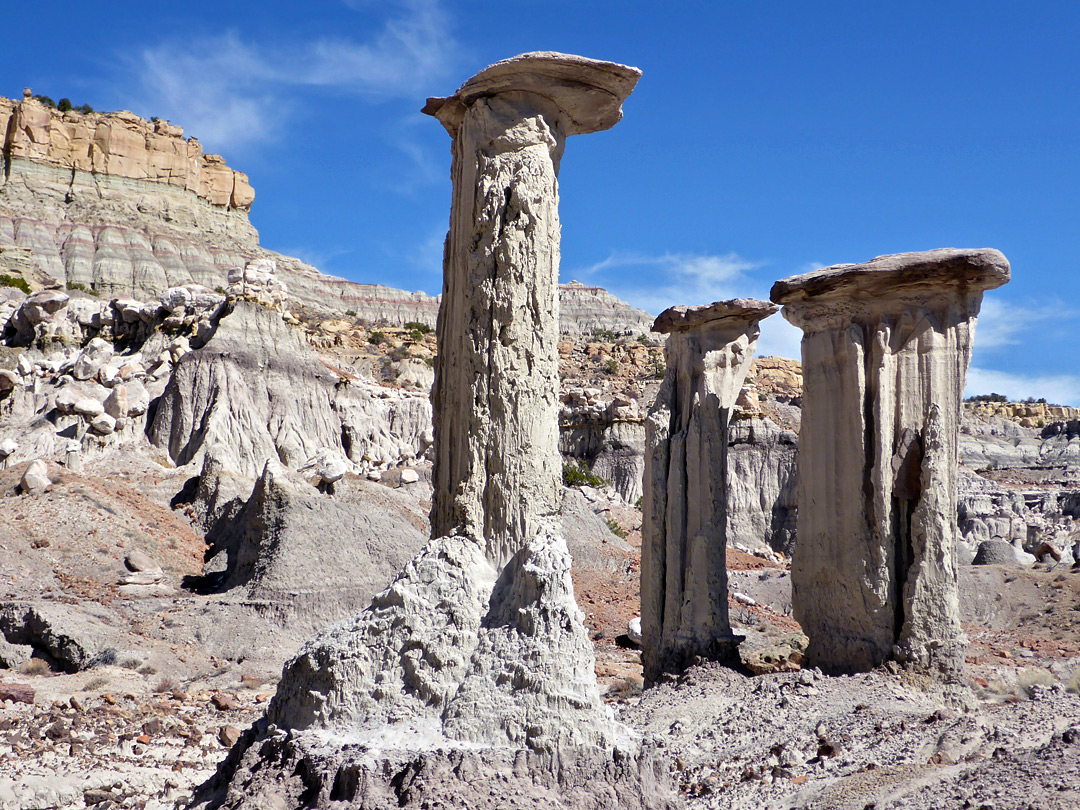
[{"xmin": 5, "ymin": 1, "xmax": 1079, "ymax": 403}]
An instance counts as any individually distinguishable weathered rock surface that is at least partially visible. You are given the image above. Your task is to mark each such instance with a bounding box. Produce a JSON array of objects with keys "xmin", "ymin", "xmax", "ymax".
[
  {"xmin": 148, "ymin": 300, "xmax": 431, "ymax": 478},
  {"xmin": 199, "ymin": 459, "xmax": 428, "ymax": 632},
  {"xmin": 18, "ymin": 459, "xmax": 50, "ymax": 494},
  {"xmin": 772, "ymin": 248, "xmax": 1010, "ymax": 681},
  {"xmin": 642, "ymin": 299, "xmax": 776, "ymax": 682},
  {"xmin": 192, "ymin": 530, "xmax": 673, "ymax": 809},
  {"xmin": 427, "ymin": 53, "xmax": 642, "ymax": 564},
  {"xmin": 0, "ymin": 601, "xmax": 119, "ymax": 673}
]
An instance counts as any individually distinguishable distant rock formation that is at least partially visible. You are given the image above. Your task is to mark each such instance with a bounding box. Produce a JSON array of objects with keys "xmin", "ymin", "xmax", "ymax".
[{"xmin": 0, "ymin": 93, "xmax": 653, "ymax": 334}]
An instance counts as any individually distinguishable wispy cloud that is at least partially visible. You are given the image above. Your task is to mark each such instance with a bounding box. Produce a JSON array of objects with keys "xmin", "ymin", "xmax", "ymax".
[
  {"xmin": 570, "ymin": 251, "xmax": 763, "ymax": 317},
  {"xmin": 274, "ymin": 245, "xmax": 355, "ymax": 274},
  {"xmin": 973, "ymin": 296, "xmax": 1073, "ymax": 350},
  {"xmin": 124, "ymin": 0, "xmax": 456, "ymax": 152},
  {"xmin": 966, "ymin": 366, "xmax": 1080, "ymax": 407}
]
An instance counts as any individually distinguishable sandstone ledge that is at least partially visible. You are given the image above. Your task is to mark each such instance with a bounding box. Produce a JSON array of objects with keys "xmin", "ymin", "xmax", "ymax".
[{"xmin": 0, "ymin": 94, "xmax": 253, "ymax": 211}]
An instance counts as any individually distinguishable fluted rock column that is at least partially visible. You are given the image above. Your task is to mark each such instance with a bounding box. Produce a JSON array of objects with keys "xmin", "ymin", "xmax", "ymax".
[
  {"xmin": 770, "ymin": 248, "xmax": 1010, "ymax": 678},
  {"xmin": 642, "ymin": 299, "xmax": 777, "ymax": 683},
  {"xmin": 424, "ymin": 52, "xmax": 641, "ymax": 566}
]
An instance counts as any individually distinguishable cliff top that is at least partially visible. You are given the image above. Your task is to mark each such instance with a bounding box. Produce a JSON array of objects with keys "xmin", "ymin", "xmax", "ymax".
[{"xmin": 0, "ymin": 91, "xmax": 253, "ymax": 211}]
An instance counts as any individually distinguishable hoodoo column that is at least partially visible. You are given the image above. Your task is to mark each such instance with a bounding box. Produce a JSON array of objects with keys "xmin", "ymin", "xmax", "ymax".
[
  {"xmin": 770, "ymin": 248, "xmax": 1010, "ymax": 679},
  {"xmin": 642, "ymin": 299, "xmax": 777, "ymax": 683},
  {"xmin": 423, "ymin": 52, "xmax": 641, "ymax": 566}
]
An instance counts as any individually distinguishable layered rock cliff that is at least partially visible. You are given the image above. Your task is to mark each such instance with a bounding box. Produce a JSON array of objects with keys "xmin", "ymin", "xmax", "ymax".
[{"xmin": 0, "ymin": 93, "xmax": 651, "ymax": 333}]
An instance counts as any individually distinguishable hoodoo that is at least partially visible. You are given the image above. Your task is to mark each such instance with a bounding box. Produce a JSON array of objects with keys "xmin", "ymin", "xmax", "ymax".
[
  {"xmin": 771, "ymin": 248, "xmax": 1010, "ymax": 682},
  {"xmin": 642, "ymin": 299, "xmax": 777, "ymax": 684},
  {"xmin": 190, "ymin": 53, "xmax": 677, "ymax": 809}
]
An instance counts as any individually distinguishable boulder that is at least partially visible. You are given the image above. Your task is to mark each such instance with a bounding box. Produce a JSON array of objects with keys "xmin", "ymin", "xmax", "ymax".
[
  {"xmin": 90, "ymin": 413, "xmax": 116, "ymax": 435},
  {"xmin": 72, "ymin": 337, "xmax": 114, "ymax": 380},
  {"xmin": 0, "ymin": 369, "xmax": 18, "ymax": 394},
  {"xmin": 20, "ymin": 460, "xmax": 50, "ymax": 494},
  {"xmin": 124, "ymin": 551, "xmax": 160, "ymax": 573},
  {"xmin": 73, "ymin": 398, "xmax": 104, "ymax": 418},
  {"xmin": 54, "ymin": 385, "xmax": 86, "ymax": 414},
  {"xmin": 972, "ymin": 540, "xmax": 1036, "ymax": 567},
  {"xmin": 19, "ymin": 290, "xmax": 69, "ymax": 324}
]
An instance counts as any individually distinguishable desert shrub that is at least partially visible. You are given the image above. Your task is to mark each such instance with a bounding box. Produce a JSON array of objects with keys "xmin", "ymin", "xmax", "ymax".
[
  {"xmin": 606, "ymin": 518, "xmax": 628, "ymax": 539},
  {"xmin": 0, "ymin": 274, "xmax": 31, "ymax": 294},
  {"xmin": 634, "ymin": 496, "xmax": 644, "ymax": 510},
  {"xmin": 66, "ymin": 282, "xmax": 99, "ymax": 297},
  {"xmin": 404, "ymin": 321, "xmax": 432, "ymax": 335},
  {"xmin": 345, "ymin": 309, "xmax": 357, "ymax": 317},
  {"xmin": 118, "ymin": 656, "xmax": 142, "ymax": 670},
  {"xmin": 563, "ymin": 460, "xmax": 606, "ymax": 488},
  {"xmin": 651, "ymin": 360, "xmax": 667, "ymax": 379},
  {"xmin": 57, "ymin": 98, "xmax": 72, "ymax": 112},
  {"xmin": 33, "ymin": 94, "xmax": 56, "ymax": 108},
  {"xmin": 214, "ymin": 286, "xmax": 226, "ymax": 295},
  {"xmin": 606, "ymin": 677, "xmax": 643, "ymax": 700},
  {"xmin": 1017, "ymin": 667, "xmax": 1054, "ymax": 699},
  {"xmin": 75, "ymin": 103, "xmax": 93, "ymax": 115},
  {"xmin": 407, "ymin": 328, "xmax": 425, "ymax": 343},
  {"xmin": 603, "ymin": 359, "xmax": 619, "ymax": 375},
  {"xmin": 88, "ymin": 648, "xmax": 117, "ymax": 667},
  {"xmin": 153, "ymin": 677, "xmax": 175, "ymax": 694},
  {"xmin": 137, "ymin": 663, "xmax": 157, "ymax": 676},
  {"xmin": 368, "ymin": 331, "xmax": 385, "ymax": 346},
  {"xmin": 20, "ymin": 658, "xmax": 51, "ymax": 676},
  {"xmin": 84, "ymin": 675, "xmax": 110, "ymax": 691},
  {"xmin": 592, "ymin": 328, "xmax": 617, "ymax": 342},
  {"xmin": 1067, "ymin": 668, "xmax": 1080, "ymax": 694}
]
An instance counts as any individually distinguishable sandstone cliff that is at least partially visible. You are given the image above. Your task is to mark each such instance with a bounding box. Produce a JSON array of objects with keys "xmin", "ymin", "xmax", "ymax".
[{"xmin": 0, "ymin": 92, "xmax": 652, "ymax": 334}]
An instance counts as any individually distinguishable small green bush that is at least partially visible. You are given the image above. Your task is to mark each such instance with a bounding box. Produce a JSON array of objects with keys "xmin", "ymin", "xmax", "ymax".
[
  {"xmin": 592, "ymin": 328, "xmax": 617, "ymax": 342},
  {"xmin": 75, "ymin": 103, "xmax": 94, "ymax": 115},
  {"xmin": 407, "ymin": 328, "xmax": 425, "ymax": 343},
  {"xmin": 563, "ymin": 460, "xmax": 607, "ymax": 488},
  {"xmin": 57, "ymin": 98, "xmax": 72, "ymax": 112},
  {"xmin": 634, "ymin": 496, "xmax": 644, "ymax": 510},
  {"xmin": 606, "ymin": 519, "xmax": 628, "ymax": 539},
  {"xmin": 345, "ymin": 309, "xmax": 357, "ymax": 317},
  {"xmin": 603, "ymin": 359, "xmax": 619, "ymax": 375},
  {"xmin": 404, "ymin": 321, "xmax": 432, "ymax": 335},
  {"xmin": 33, "ymin": 94, "xmax": 56, "ymax": 108},
  {"xmin": 0, "ymin": 274, "xmax": 31, "ymax": 294},
  {"xmin": 368, "ymin": 331, "xmax": 386, "ymax": 346},
  {"xmin": 66, "ymin": 282, "xmax": 99, "ymax": 297}
]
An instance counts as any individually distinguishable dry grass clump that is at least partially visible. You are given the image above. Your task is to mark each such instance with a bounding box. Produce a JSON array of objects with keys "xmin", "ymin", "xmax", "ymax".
[
  {"xmin": 84, "ymin": 675, "xmax": 110, "ymax": 691},
  {"xmin": 1016, "ymin": 667, "xmax": 1055, "ymax": 699},
  {"xmin": 153, "ymin": 677, "xmax": 175, "ymax": 694},
  {"xmin": 19, "ymin": 658, "xmax": 51, "ymax": 676}
]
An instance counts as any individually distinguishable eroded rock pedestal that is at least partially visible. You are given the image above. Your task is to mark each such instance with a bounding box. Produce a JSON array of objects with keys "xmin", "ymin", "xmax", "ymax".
[
  {"xmin": 642, "ymin": 300, "xmax": 776, "ymax": 684},
  {"xmin": 191, "ymin": 53, "xmax": 678, "ymax": 810},
  {"xmin": 771, "ymin": 249, "xmax": 1010, "ymax": 680}
]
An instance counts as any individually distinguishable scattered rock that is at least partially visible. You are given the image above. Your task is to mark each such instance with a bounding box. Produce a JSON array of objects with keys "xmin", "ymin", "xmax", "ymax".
[
  {"xmin": 19, "ymin": 459, "xmax": 50, "ymax": 494},
  {"xmin": 0, "ymin": 681, "xmax": 35, "ymax": 704}
]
